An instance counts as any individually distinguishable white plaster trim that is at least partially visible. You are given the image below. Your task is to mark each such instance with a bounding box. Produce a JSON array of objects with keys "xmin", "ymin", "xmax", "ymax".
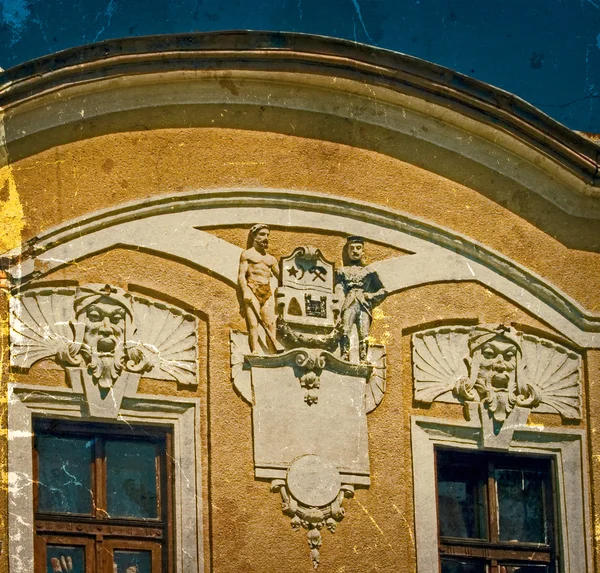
[
  {"xmin": 3, "ymin": 70, "xmax": 599, "ymax": 218},
  {"xmin": 7, "ymin": 383, "xmax": 204, "ymax": 573},
  {"xmin": 411, "ymin": 416, "xmax": 592, "ymax": 573},
  {"xmin": 5, "ymin": 189, "xmax": 600, "ymax": 347}
]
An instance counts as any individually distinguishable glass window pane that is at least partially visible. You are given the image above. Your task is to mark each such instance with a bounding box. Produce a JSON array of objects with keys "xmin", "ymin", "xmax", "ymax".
[
  {"xmin": 441, "ymin": 558, "xmax": 487, "ymax": 573},
  {"xmin": 496, "ymin": 467, "xmax": 549, "ymax": 543},
  {"xmin": 37, "ymin": 435, "xmax": 93, "ymax": 515},
  {"xmin": 113, "ymin": 549, "xmax": 152, "ymax": 573},
  {"xmin": 106, "ymin": 440, "xmax": 158, "ymax": 519},
  {"xmin": 501, "ymin": 565, "xmax": 549, "ymax": 573},
  {"xmin": 46, "ymin": 545, "xmax": 85, "ymax": 572},
  {"xmin": 437, "ymin": 454, "xmax": 486, "ymax": 539}
]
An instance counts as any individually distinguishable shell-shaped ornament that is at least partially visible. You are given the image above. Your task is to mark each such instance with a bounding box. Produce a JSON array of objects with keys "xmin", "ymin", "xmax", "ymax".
[
  {"xmin": 128, "ymin": 297, "xmax": 198, "ymax": 386},
  {"xmin": 412, "ymin": 326, "xmax": 471, "ymax": 404},
  {"xmin": 9, "ymin": 289, "xmax": 82, "ymax": 369},
  {"xmin": 519, "ymin": 334, "xmax": 582, "ymax": 420}
]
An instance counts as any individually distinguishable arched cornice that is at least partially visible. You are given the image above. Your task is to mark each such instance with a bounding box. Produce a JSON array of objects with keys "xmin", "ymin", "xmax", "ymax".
[
  {"xmin": 0, "ymin": 31, "xmax": 599, "ymax": 220},
  {"xmin": 3, "ymin": 188, "xmax": 599, "ymax": 348}
]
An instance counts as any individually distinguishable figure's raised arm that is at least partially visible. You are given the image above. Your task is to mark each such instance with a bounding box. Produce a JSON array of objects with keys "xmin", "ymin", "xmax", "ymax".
[
  {"xmin": 364, "ymin": 272, "xmax": 387, "ymax": 307},
  {"xmin": 366, "ymin": 287, "xmax": 387, "ymax": 307},
  {"xmin": 270, "ymin": 255, "xmax": 280, "ymax": 281}
]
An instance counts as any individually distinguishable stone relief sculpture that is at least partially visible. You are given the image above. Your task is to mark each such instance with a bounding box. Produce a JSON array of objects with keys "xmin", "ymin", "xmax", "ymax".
[
  {"xmin": 276, "ymin": 246, "xmax": 341, "ymax": 352},
  {"xmin": 231, "ymin": 230, "xmax": 387, "ymax": 568},
  {"xmin": 336, "ymin": 236, "xmax": 387, "ymax": 363},
  {"xmin": 72, "ymin": 285, "xmax": 140, "ymax": 389},
  {"xmin": 412, "ymin": 324, "xmax": 582, "ymax": 447},
  {"xmin": 238, "ymin": 223, "xmax": 283, "ymax": 353},
  {"xmin": 10, "ymin": 284, "xmax": 198, "ymax": 417},
  {"xmin": 454, "ymin": 325, "xmax": 528, "ymax": 422},
  {"xmin": 271, "ymin": 456, "xmax": 354, "ymax": 569}
]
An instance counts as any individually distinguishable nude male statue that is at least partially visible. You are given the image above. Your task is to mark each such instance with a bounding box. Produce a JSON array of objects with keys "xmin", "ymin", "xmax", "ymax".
[{"xmin": 238, "ymin": 224, "xmax": 283, "ymax": 353}]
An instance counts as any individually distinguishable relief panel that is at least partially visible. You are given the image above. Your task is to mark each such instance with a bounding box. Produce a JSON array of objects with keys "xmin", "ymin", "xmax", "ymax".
[
  {"xmin": 412, "ymin": 324, "xmax": 582, "ymax": 448},
  {"xmin": 10, "ymin": 284, "xmax": 199, "ymax": 417},
  {"xmin": 231, "ymin": 226, "xmax": 388, "ymax": 568}
]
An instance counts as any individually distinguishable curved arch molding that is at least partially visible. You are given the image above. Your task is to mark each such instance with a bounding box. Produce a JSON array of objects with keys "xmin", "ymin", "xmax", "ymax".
[
  {"xmin": 3, "ymin": 188, "xmax": 599, "ymax": 349},
  {"xmin": 1, "ymin": 32, "xmax": 599, "ymax": 220}
]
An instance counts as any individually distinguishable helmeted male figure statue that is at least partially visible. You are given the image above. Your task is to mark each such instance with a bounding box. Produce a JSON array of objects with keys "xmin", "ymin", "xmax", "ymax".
[
  {"xmin": 335, "ymin": 237, "xmax": 387, "ymax": 362},
  {"xmin": 238, "ymin": 224, "xmax": 283, "ymax": 353}
]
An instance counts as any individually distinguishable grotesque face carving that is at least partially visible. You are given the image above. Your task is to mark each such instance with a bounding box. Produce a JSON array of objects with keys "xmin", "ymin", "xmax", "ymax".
[
  {"xmin": 346, "ymin": 241, "xmax": 364, "ymax": 263},
  {"xmin": 467, "ymin": 332, "xmax": 520, "ymax": 422},
  {"xmin": 476, "ymin": 338, "xmax": 518, "ymax": 391},
  {"xmin": 82, "ymin": 299, "xmax": 127, "ymax": 357},
  {"xmin": 453, "ymin": 326, "xmax": 537, "ymax": 423},
  {"xmin": 77, "ymin": 292, "xmax": 130, "ymax": 389}
]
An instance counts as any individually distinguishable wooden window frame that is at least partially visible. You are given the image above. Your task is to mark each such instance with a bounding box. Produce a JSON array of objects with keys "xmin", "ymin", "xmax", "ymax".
[
  {"xmin": 33, "ymin": 418, "xmax": 173, "ymax": 573},
  {"xmin": 411, "ymin": 417, "xmax": 592, "ymax": 573},
  {"xmin": 104, "ymin": 539, "xmax": 163, "ymax": 573},
  {"xmin": 35, "ymin": 535, "xmax": 96, "ymax": 573},
  {"xmin": 436, "ymin": 448, "xmax": 558, "ymax": 572}
]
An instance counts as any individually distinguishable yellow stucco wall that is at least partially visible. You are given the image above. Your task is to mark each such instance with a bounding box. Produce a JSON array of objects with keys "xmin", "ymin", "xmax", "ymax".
[
  {"xmin": 1, "ymin": 121, "xmax": 597, "ymax": 571},
  {"xmin": 7, "ymin": 128, "xmax": 600, "ymax": 310}
]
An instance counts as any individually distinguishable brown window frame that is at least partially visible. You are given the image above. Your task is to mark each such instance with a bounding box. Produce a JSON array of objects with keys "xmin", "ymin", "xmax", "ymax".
[
  {"xmin": 435, "ymin": 448, "xmax": 559, "ymax": 573},
  {"xmin": 33, "ymin": 418, "xmax": 173, "ymax": 573}
]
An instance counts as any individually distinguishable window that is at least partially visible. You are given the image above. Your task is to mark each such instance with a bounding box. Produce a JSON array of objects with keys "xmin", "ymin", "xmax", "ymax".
[
  {"xmin": 33, "ymin": 419, "xmax": 172, "ymax": 573},
  {"xmin": 436, "ymin": 449, "xmax": 558, "ymax": 573}
]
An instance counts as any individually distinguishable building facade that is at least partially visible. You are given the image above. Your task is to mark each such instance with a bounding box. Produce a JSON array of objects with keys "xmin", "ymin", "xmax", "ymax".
[{"xmin": 0, "ymin": 32, "xmax": 599, "ymax": 573}]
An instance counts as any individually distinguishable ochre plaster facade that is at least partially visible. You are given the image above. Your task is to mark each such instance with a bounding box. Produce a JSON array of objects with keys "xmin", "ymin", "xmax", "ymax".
[{"xmin": 0, "ymin": 32, "xmax": 599, "ymax": 573}]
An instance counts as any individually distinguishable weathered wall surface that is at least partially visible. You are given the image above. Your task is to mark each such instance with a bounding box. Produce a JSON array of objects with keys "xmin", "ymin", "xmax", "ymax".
[
  {"xmin": 1, "ymin": 123, "xmax": 597, "ymax": 571},
  {"xmin": 0, "ymin": 36, "xmax": 599, "ymax": 573},
  {"xmin": 7, "ymin": 127, "xmax": 600, "ymax": 307}
]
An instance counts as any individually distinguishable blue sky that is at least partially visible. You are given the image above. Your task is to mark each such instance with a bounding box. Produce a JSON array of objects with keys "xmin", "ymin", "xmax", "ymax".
[{"xmin": 1, "ymin": 0, "xmax": 599, "ymax": 131}]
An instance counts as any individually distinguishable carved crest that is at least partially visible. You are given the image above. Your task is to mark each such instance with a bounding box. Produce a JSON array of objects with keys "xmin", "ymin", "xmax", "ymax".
[
  {"xmin": 276, "ymin": 246, "xmax": 339, "ymax": 336},
  {"xmin": 232, "ymin": 237, "xmax": 388, "ymax": 568}
]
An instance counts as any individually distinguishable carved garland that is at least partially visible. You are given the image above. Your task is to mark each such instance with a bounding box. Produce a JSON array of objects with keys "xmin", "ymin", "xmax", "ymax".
[{"xmin": 271, "ymin": 480, "xmax": 354, "ymax": 569}]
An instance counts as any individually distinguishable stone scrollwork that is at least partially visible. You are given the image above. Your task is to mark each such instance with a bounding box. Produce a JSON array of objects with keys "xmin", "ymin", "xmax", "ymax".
[
  {"xmin": 412, "ymin": 324, "xmax": 582, "ymax": 441},
  {"xmin": 364, "ymin": 346, "xmax": 386, "ymax": 413},
  {"xmin": 230, "ymin": 332, "xmax": 386, "ymax": 412},
  {"xmin": 271, "ymin": 458, "xmax": 355, "ymax": 570},
  {"xmin": 10, "ymin": 284, "xmax": 198, "ymax": 417},
  {"xmin": 232, "ymin": 233, "xmax": 389, "ymax": 567},
  {"xmin": 293, "ymin": 349, "xmax": 327, "ymax": 406}
]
